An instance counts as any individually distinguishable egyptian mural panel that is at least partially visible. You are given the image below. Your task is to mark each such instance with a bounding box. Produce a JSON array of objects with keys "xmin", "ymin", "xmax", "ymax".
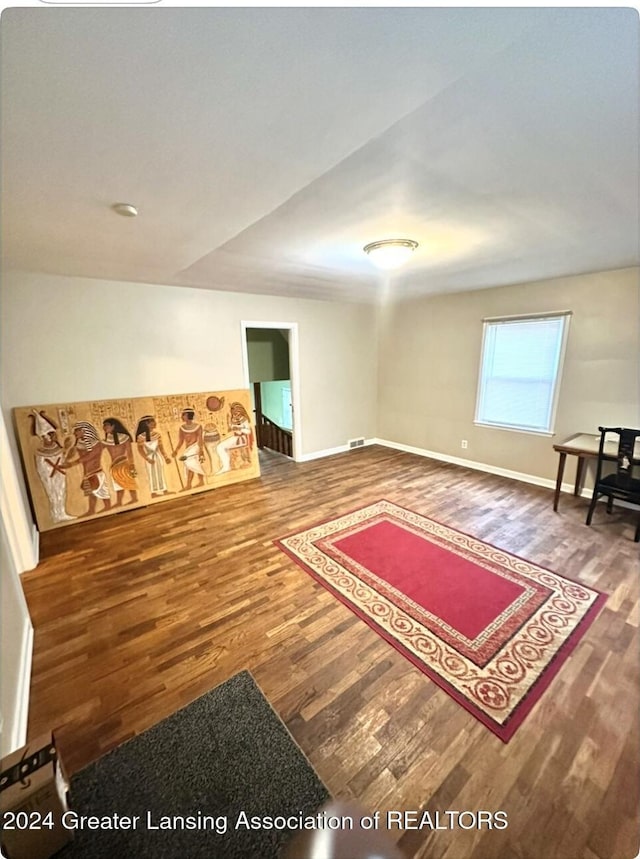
[{"xmin": 13, "ymin": 389, "xmax": 260, "ymax": 531}]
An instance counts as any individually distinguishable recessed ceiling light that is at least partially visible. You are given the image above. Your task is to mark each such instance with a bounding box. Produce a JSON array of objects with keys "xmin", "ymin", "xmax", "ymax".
[
  {"xmin": 363, "ymin": 238, "xmax": 418, "ymax": 270},
  {"xmin": 112, "ymin": 202, "xmax": 139, "ymax": 217}
]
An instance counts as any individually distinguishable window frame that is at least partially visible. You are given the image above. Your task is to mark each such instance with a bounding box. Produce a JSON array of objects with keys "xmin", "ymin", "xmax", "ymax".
[{"xmin": 473, "ymin": 310, "xmax": 572, "ymax": 436}]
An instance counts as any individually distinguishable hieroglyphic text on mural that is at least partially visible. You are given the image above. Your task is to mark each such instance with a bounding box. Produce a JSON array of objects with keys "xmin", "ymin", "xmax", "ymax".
[{"xmin": 89, "ymin": 400, "xmax": 137, "ymax": 433}]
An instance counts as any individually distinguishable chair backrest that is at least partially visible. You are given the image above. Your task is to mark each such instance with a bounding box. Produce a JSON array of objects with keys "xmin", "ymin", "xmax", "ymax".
[{"xmin": 595, "ymin": 426, "xmax": 640, "ymax": 489}]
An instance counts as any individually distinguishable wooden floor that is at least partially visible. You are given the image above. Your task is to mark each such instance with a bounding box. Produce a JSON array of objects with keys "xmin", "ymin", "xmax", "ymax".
[{"xmin": 23, "ymin": 445, "xmax": 639, "ymax": 859}]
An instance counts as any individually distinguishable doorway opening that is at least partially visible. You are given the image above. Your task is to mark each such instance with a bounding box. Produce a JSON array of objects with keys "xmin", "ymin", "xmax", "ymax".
[{"xmin": 240, "ymin": 321, "xmax": 301, "ymax": 462}]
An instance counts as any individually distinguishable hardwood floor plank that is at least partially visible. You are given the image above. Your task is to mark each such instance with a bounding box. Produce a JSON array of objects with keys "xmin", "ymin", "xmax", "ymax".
[{"xmin": 21, "ymin": 445, "xmax": 639, "ymax": 858}]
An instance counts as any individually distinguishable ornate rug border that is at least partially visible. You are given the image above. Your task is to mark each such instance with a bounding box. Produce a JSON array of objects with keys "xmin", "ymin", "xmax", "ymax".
[{"xmin": 275, "ymin": 500, "xmax": 607, "ymax": 742}]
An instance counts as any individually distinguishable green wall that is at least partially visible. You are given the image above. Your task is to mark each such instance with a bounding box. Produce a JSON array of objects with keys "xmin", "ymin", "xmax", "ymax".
[
  {"xmin": 261, "ymin": 380, "xmax": 292, "ymax": 429},
  {"xmin": 246, "ymin": 329, "xmax": 290, "ymax": 382}
]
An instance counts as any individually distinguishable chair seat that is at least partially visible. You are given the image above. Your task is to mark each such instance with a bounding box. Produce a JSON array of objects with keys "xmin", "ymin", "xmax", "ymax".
[{"xmin": 598, "ymin": 473, "xmax": 640, "ymax": 499}]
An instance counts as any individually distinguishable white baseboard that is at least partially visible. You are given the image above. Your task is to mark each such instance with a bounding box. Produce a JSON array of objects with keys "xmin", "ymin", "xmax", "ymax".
[
  {"xmin": 16, "ymin": 525, "xmax": 39, "ymax": 577},
  {"xmin": 31, "ymin": 524, "xmax": 40, "ymax": 567},
  {"xmin": 2, "ymin": 620, "xmax": 33, "ymax": 756},
  {"xmin": 298, "ymin": 438, "xmax": 632, "ymax": 511},
  {"xmin": 373, "ymin": 437, "xmax": 585, "ymax": 497},
  {"xmin": 297, "ymin": 438, "xmax": 375, "ymax": 462}
]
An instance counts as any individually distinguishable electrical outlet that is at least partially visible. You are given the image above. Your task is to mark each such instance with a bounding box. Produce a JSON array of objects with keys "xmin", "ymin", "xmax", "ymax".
[{"xmin": 461, "ymin": 439, "xmax": 468, "ymax": 449}]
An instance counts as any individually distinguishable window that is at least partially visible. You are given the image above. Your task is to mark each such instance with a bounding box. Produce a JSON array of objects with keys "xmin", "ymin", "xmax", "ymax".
[{"xmin": 475, "ymin": 312, "xmax": 571, "ymax": 434}]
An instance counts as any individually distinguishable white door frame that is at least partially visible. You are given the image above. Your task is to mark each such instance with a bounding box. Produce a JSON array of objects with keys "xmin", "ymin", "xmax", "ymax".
[{"xmin": 240, "ymin": 321, "xmax": 302, "ymax": 462}]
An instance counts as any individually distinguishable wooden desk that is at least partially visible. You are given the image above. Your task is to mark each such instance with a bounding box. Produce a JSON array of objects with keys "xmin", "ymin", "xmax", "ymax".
[{"xmin": 552, "ymin": 432, "xmax": 640, "ymax": 511}]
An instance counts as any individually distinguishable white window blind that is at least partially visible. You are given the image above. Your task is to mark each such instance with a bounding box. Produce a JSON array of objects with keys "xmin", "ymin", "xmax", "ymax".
[{"xmin": 475, "ymin": 312, "xmax": 571, "ymax": 434}]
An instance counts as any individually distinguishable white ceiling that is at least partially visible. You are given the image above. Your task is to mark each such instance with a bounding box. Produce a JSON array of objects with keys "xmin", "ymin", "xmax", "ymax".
[{"xmin": 1, "ymin": 7, "xmax": 638, "ymax": 303}]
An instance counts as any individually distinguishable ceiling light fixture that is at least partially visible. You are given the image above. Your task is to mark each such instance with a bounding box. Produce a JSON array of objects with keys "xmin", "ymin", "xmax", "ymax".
[
  {"xmin": 363, "ymin": 238, "xmax": 418, "ymax": 270},
  {"xmin": 112, "ymin": 202, "xmax": 139, "ymax": 217}
]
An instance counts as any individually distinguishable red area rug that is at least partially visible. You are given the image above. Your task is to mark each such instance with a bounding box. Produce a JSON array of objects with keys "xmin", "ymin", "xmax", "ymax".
[{"xmin": 276, "ymin": 500, "xmax": 606, "ymax": 741}]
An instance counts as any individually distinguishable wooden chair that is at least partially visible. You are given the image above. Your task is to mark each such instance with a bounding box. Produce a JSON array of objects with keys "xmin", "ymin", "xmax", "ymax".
[{"xmin": 586, "ymin": 427, "xmax": 640, "ymax": 542}]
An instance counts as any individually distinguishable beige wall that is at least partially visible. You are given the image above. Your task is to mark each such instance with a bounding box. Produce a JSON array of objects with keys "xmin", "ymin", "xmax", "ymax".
[
  {"xmin": 3, "ymin": 266, "xmax": 638, "ymax": 535},
  {"xmin": 377, "ymin": 267, "xmax": 639, "ymax": 484},
  {"xmin": 1, "ymin": 271, "xmax": 378, "ymax": 528}
]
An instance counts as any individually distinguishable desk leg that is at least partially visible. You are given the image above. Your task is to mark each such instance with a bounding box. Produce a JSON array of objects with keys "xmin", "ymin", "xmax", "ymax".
[
  {"xmin": 553, "ymin": 452, "xmax": 567, "ymax": 512},
  {"xmin": 574, "ymin": 456, "xmax": 586, "ymax": 497}
]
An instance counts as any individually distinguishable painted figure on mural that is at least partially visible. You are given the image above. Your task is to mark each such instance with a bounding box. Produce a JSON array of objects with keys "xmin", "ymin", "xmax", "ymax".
[
  {"xmin": 203, "ymin": 422, "xmax": 221, "ymax": 479},
  {"xmin": 30, "ymin": 410, "xmax": 76, "ymax": 523},
  {"xmin": 215, "ymin": 402, "xmax": 254, "ymax": 474},
  {"xmin": 63, "ymin": 421, "xmax": 112, "ymax": 517},
  {"xmin": 103, "ymin": 417, "xmax": 139, "ymax": 507},
  {"xmin": 172, "ymin": 408, "xmax": 205, "ymax": 490},
  {"xmin": 135, "ymin": 415, "xmax": 172, "ymax": 497}
]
